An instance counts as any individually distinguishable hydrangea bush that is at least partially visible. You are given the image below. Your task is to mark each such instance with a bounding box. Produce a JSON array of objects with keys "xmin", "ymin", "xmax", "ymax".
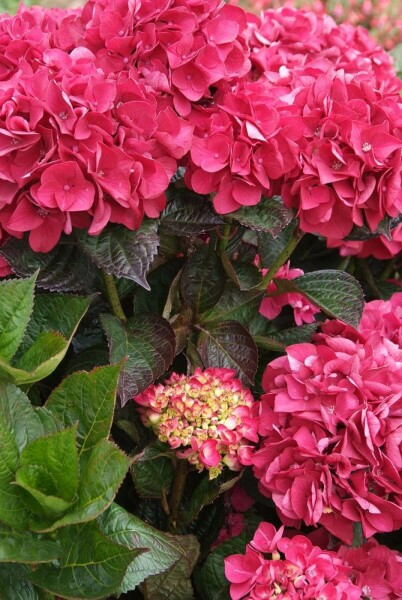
[{"xmin": 0, "ymin": 0, "xmax": 401, "ymax": 599}]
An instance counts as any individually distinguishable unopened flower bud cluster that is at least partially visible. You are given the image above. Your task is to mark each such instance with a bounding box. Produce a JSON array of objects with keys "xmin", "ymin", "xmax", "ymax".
[{"xmin": 134, "ymin": 368, "xmax": 259, "ymax": 479}]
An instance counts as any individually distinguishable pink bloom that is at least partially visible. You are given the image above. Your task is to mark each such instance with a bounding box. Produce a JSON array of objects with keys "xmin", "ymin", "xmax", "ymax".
[
  {"xmin": 133, "ymin": 368, "xmax": 259, "ymax": 479},
  {"xmin": 225, "ymin": 523, "xmax": 362, "ymax": 599},
  {"xmin": 248, "ymin": 294, "xmax": 402, "ymax": 542},
  {"xmin": 31, "ymin": 162, "xmax": 95, "ymax": 212}
]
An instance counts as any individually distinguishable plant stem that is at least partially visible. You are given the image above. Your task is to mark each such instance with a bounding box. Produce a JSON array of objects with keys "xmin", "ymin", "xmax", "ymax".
[
  {"xmin": 258, "ymin": 227, "xmax": 304, "ymax": 290},
  {"xmin": 169, "ymin": 459, "xmax": 187, "ymax": 531},
  {"xmin": 101, "ymin": 269, "xmax": 127, "ymax": 322},
  {"xmin": 218, "ymin": 221, "xmax": 232, "ymax": 256}
]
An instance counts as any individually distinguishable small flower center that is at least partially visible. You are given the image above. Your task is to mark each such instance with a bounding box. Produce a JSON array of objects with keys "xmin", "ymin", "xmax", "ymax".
[
  {"xmin": 63, "ymin": 184, "xmax": 70, "ymax": 191},
  {"xmin": 362, "ymin": 142, "xmax": 372, "ymax": 152},
  {"xmin": 59, "ymin": 112, "xmax": 68, "ymax": 120},
  {"xmin": 331, "ymin": 160, "xmax": 343, "ymax": 170}
]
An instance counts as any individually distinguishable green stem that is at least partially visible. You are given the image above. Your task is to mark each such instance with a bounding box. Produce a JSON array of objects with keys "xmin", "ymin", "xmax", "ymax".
[
  {"xmin": 257, "ymin": 227, "xmax": 305, "ymax": 290},
  {"xmin": 101, "ymin": 270, "xmax": 127, "ymax": 322},
  {"xmin": 218, "ymin": 222, "xmax": 232, "ymax": 256},
  {"xmin": 169, "ymin": 459, "xmax": 187, "ymax": 531},
  {"xmin": 381, "ymin": 258, "xmax": 396, "ymax": 281}
]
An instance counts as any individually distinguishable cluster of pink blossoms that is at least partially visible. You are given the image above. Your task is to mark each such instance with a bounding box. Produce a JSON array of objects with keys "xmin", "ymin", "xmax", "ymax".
[
  {"xmin": 244, "ymin": 292, "xmax": 402, "ymax": 544},
  {"xmin": 0, "ymin": 0, "xmax": 249, "ymax": 251},
  {"xmin": 225, "ymin": 523, "xmax": 402, "ymax": 600},
  {"xmin": 224, "ymin": 522, "xmax": 363, "ymax": 599},
  {"xmin": 0, "ymin": 0, "xmax": 401, "ymax": 251},
  {"xmin": 133, "ymin": 368, "xmax": 259, "ymax": 479},
  {"xmin": 184, "ymin": 7, "xmax": 402, "ymax": 243}
]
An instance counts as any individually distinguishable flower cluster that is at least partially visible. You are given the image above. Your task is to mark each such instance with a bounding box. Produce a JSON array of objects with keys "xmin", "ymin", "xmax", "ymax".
[
  {"xmin": 0, "ymin": 0, "xmax": 401, "ymax": 252},
  {"xmin": 257, "ymin": 260, "xmax": 320, "ymax": 325},
  {"xmin": 133, "ymin": 368, "xmax": 259, "ymax": 478},
  {"xmin": 338, "ymin": 539, "xmax": 402, "ymax": 599},
  {"xmin": 0, "ymin": 0, "xmax": 251, "ymax": 251},
  {"xmin": 184, "ymin": 6, "xmax": 402, "ymax": 243},
  {"xmin": 224, "ymin": 522, "xmax": 362, "ymax": 599},
  {"xmin": 246, "ymin": 293, "xmax": 402, "ymax": 544}
]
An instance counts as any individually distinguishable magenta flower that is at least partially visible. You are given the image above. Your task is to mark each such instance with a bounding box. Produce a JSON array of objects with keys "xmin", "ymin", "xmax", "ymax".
[
  {"xmin": 31, "ymin": 162, "xmax": 95, "ymax": 212},
  {"xmin": 224, "ymin": 523, "xmax": 362, "ymax": 600},
  {"xmin": 133, "ymin": 368, "xmax": 259, "ymax": 479},
  {"xmin": 247, "ymin": 294, "xmax": 402, "ymax": 543}
]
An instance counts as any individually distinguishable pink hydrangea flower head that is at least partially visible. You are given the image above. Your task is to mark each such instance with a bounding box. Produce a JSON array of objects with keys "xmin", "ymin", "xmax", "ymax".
[
  {"xmin": 247, "ymin": 293, "xmax": 402, "ymax": 542},
  {"xmin": 224, "ymin": 523, "xmax": 363, "ymax": 599},
  {"xmin": 134, "ymin": 368, "xmax": 259, "ymax": 478}
]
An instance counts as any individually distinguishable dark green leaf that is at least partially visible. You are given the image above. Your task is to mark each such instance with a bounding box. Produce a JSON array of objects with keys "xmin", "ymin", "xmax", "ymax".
[
  {"xmin": 0, "ymin": 238, "xmax": 96, "ymax": 293},
  {"xmin": 197, "ymin": 321, "xmax": 258, "ymax": 385},
  {"xmin": 131, "ymin": 442, "xmax": 174, "ymax": 499},
  {"xmin": 253, "ymin": 323, "xmax": 318, "ymax": 352},
  {"xmin": 228, "ymin": 196, "xmax": 293, "ymax": 236},
  {"xmin": 77, "ymin": 221, "xmax": 159, "ymax": 290},
  {"xmin": 257, "ymin": 221, "xmax": 297, "ymax": 269},
  {"xmin": 15, "ymin": 426, "xmax": 79, "ymax": 518},
  {"xmin": 201, "ymin": 283, "xmax": 263, "ymax": 327},
  {"xmin": 101, "ymin": 313, "xmax": 175, "ymax": 406},
  {"xmin": 36, "ymin": 439, "xmax": 131, "ymax": 532},
  {"xmin": 161, "ymin": 189, "xmax": 224, "ymax": 236},
  {"xmin": 145, "ymin": 534, "xmax": 200, "ymax": 600},
  {"xmin": 180, "ymin": 246, "xmax": 225, "ymax": 314},
  {"xmin": 276, "ymin": 270, "xmax": 364, "ymax": 328},
  {"xmin": 98, "ymin": 503, "xmax": 182, "ymax": 593},
  {"xmin": 45, "ymin": 365, "xmax": 121, "ymax": 455},
  {"xmin": 221, "ymin": 256, "xmax": 261, "ymax": 291},
  {"xmin": 182, "ymin": 474, "xmax": 241, "ymax": 527},
  {"xmin": 0, "ymin": 564, "xmax": 40, "ymax": 600},
  {"xmin": 0, "ymin": 273, "xmax": 36, "ymax": 361},
  {"xmin": 194, "ymin": 533, "xmax": 247, "ymax": 600},
  {"xmin": 29, "ymin": 521, "xmax": 139, "ymax": 599},
  {"xmin": 0, "ymin": 524, "xmax": 60, "ymax": 563},
  {"xmin": 133, "ymin": 259, "xmax": 184, "ymax": 316}
]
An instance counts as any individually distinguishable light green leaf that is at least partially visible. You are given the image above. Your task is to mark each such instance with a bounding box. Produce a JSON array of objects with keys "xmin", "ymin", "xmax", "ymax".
[
  {"xmin": 0, "ymin": 524, "xmax": 60, "ymax": 563},
  {"xmin": 17, "ymin": 294, "xmax": 93, "ymax": 355},
  {"xmin": 15, "ymin": 426, "xmax": 79, "ymax": 518},
  {"xmin": 0, "ymin": 294, "xmax": 91, "ymax": 386},
  {"xmin": 36, "ymin": 439, "xmax": 131, "ymax": 532},
  {"xmin": 101, "ymin": 313, "xmax": 175, "ymax": 406},
  {"xmin": 98, "ymin": 503, "xmax": 182, "ymax": 593},
  {"xmin": 29, "ymin": 521, "xmax": 139, "ymax": 599},
  {"xmin": 45, "ymin": 365, "xmax": 121, "ymax": 455},
  {"xmin": 146, "ymin": 535, "xmax": 200, "ymax": 600},
  {"xmin": 0, "ymin": 273, "xmax": 36, "ymax": 361},
  {"xmin": 0, "ymin": 384, "xmax": 44, "ymax": 529}
]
